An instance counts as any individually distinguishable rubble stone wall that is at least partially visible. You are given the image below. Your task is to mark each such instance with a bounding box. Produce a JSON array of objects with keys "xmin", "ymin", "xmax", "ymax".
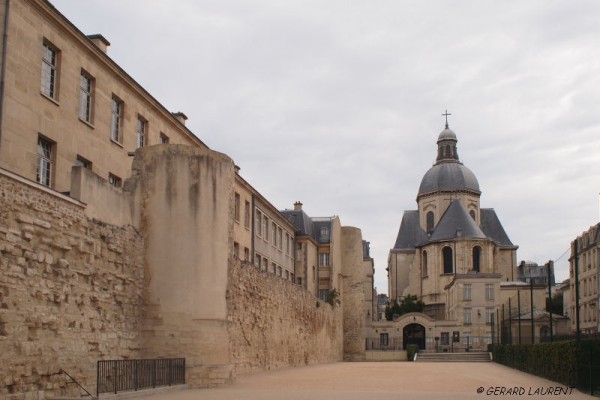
[
  {"xmin": 0, "ymin": 169, "xmax": 145, "ymax": 399},
  {"xmin": 228, "ymin": 259, "xmax": 343, "ymax": 374}
]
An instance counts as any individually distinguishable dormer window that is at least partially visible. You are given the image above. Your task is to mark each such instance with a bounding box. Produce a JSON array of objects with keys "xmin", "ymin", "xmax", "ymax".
[{"xmin": 320, "ymin": 227, "xmax": 330, "ymax": 241}]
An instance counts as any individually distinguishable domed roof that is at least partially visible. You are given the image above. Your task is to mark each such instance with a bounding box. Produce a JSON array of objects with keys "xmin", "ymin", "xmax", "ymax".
[
  {"xmin": 418, "ymin": 162, "xmax": 480, "ymax": 196},
  {"xmin": 438, "ymin": 128, "xmax": 457, "ymax": 141},
  {"xmin": 418, "ymin": 125, "xmax": 480, "ymax": 197}
]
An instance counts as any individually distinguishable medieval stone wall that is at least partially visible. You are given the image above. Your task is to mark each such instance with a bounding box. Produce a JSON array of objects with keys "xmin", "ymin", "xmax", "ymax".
[
  {"xmin": 0, "ymin": 169, "xmax": 145, "ymax": 399},
  {"xmin": 228, "ymin": 258, "xmax": 343, "ymax": 374}
]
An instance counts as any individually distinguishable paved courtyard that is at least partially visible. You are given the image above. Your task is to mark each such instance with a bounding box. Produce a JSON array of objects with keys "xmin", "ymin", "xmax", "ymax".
[{"xmin": 132, "ymin": 362, "xmax": 595, "ymax": 400}]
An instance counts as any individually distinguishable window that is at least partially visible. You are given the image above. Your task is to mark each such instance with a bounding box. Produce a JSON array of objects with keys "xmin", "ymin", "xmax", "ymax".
[
  {"xmin": 271, "ymin": 262, "xmax": 276, "ymax": 274},
  {"xmin": 426, "ymin": 211, "xmax": 434, "ymax": 233},
  {"xmin": 75, "ymin": 155, "xmax": 92, "ymax": 170},
  {"xmin": 272, "ymin": 222, "xmax": 277, "ymax": 246},
  {"xmin": 36, "ymin": 136, "xmax": 53, "ymax": 187},
  {"xmin": 234, "ymin": 193, "xmax": 240, "ymax": 222},
  {"xmin": 233, "ymin": 242, "xmax": 239, "ymax": 258},
  {"xmin": 319, "ymin": 289, "xmax": 329, "ymax": 302},
  {"xmin": 110, "ymin": 96, "xmax": 123, "ymax": 143},
  {"xmin": 380, "ymin": 333, "xmax": 389, "ymax": 347},
  {"xmin": 297, "ymin": 277, "xmax": 302, "ymax": 285},
  {"xmin": 79, "ymin": 70, "xmax": 94, "ymax": 123},
  {"xmin": 443, "ymin": 247, "xmax": 453, "ymax": 274},
  {"xmin": 463, "ymin": 284, "xmax": 472, "ymax": 301},
  {"xmin": 286, "ymin": 234, "xmax": 291, "ymax": 255},
  {"xmin": 485, "ymin": 308, "xmax": 494, "ymax": 325},
  {"xmin": 41, "ymin": 41, "xmax": 59, "ymax": 99},
  {"xmin": 485, "ymin": 284, "xmax": 494, "ymax": 301},
  {"xmin": 320, "ymin": 227, "xmax": 330, "ymax": 241},
  {"xmin": 473, "ymin": 246, "xmax": 481, "ymax": 272},
  {"xmin": 319, "ymin": 252, "xmax": 330, "ymax": 267},
  {"xmin": 254, "ymin": 253, "xmax": 261, "ymax": 268},
  {"xmin": 255, "ymin": 210, "xmax": 262, "ymax": 237},
  {"xmin": 244, "ymin": 201, "xmax": 250, "ymax": 229},
  {"xmin": 277, "ymin": 266, "xmax": 282, "ymax": 277},
  {"xmin": 441, "ymin": 332, "xmax": 450, "ymax": 345},
  {"xmin": 469, "ymin": 210, "xmax": 476, "ymax": 221},
  {"xmin": 160, "ymin": 132, "xmax": 169, "ymax": 144},
  {"xmin": 262, "ymin": 257, "xmax": 268, "ymax": 271},
  {"xmin": 278, "ymin": 227, "xmax": 283, "ymax": 250},
  {"xmin": 422, "ymin": 250, "xmax": 428, "ymax": 277},
  {"xmin": 108, "ymin": 173, "xmax": 122, "ymax": 188},
  {"xmin": 263, "ymin": 216, "xmax": 269, "ymax": 241},
  {"xmin": 244, "ymin": 247, "xmax": 249, "ymax": 261},
  {"xmin": 136, "ymin": 116, "xmax": 147, "ymax": 148},
  {"xmin": 464, "ymin": 308, "xmax": 472, "ymax": 325}
]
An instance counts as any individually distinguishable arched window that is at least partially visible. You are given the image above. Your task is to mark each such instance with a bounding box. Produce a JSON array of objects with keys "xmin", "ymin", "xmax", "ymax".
[
  {"xmin": 422, "ymin": 250, "xmax": 428, "ymax": 277},
  {"xmin": 443, "ymin": 247, "xmax": 453, "ymax": 274},
  {"xmin": 469, "ymin": 210, "xmax": 476, "ymax": 221},
  {"xmin": 473, "ymin": 246, "xmax": 481, "ymax": 272},
  {"xmin": 426, "ymin": 211, "xmax": 434, "ymax": 234}
]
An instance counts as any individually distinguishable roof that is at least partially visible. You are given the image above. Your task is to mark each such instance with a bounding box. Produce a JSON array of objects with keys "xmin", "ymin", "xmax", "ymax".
[
  {"xmin": 429, "ymin": 199, "xmax": 487, "ymax": 241},
  {"xmin": 281, "ymin": 210, "xmax": 332, "ymax": 244},
  {"xmin": 418, "ymin": 162, "xmax": 480, "ymax": 197},
  {"xmin": 480, "ymin": 208, "xmax": 514, "ymax": 247},
  {"xmin": 392, "ymin": 210, "xmax": 428, "ymax": 250},
  {"xmin": 392, "ymin": 202, "xmax": 515, "ymax": 250}
]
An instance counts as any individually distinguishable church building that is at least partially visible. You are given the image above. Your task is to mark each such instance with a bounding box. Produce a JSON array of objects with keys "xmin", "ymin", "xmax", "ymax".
[{"xmin": 384, "ymin": 120, "xmax": 518, "ymax": 350}]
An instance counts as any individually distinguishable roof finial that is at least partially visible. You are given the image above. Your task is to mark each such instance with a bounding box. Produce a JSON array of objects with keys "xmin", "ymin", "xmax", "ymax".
[{"xmin": 442, "ymin": 109, "xmax": 452, "ymax": 129}]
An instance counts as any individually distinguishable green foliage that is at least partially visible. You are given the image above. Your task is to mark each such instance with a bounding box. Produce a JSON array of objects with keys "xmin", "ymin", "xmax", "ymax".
[
  {"xmin": 385, "ymin": 295, "xmax": 425, "ymax": 321},
  {"xmin": 407, "ymin": 344, "xmax": 419, "ymax": 361},
  {"xmin": 545, "ymin": 292, "xmax": 564, "ymax": 315},
  {"xmin": 327, "ymin": 288, "xmax": 341, "ymax": 307},
  {"xmin": 490, "ymin": 338, "xmax": 600, "ymax": 390}
]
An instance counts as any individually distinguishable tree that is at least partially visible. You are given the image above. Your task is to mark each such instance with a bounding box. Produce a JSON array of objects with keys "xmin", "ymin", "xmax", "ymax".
[
  {"xmin": 546, "ymin": 292, "xmax": 563, "ymax": 316},
  {"xmin": 385, "ymin": 295, "xmax": 425, "ymax": 321}
]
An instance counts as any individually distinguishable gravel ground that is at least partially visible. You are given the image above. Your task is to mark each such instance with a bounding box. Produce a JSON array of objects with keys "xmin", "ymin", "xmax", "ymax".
[{"xmin": 126, "ymin": 362, "xmax": 595, "ymax": 400}]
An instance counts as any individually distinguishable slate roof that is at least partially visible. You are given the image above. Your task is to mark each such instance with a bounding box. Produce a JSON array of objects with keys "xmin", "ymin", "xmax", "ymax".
[
  {"xmin": 281, "ymin": 210, "xmax": 314, "ymax": 237},
  {"xmin": 480, "ymin": 208, "xmax": 514, "ymax": 247},
  {"xmin": 429, "ymin": 199, "xmax": 486, "ymax": 241},
  {"xmin": 392, "ymin": 210, "xmax": 428, "ymax": 250},
  {"xmin": 281, "ymin": 210, "xmax": 332, "ymax": 244},
  {"xmin": 392, "ymin": 203, "xmax": 515, "ymax": 250},
  {"xmin": 418, "ymin": 162, "xmax": 480, "ymax": 196}
]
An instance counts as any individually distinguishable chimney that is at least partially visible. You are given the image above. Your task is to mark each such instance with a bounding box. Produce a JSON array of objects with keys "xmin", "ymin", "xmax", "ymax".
[
  {"xmin": 294, "ymin": 201, "xmax": 303, "ymax": 211},
  {"xmin": 172, "ymin": 112, "xmax": 188, "ymax": 126},
  {"xmin": 87, "ymin": 34, "xmax": 110, "ymax": 54}
]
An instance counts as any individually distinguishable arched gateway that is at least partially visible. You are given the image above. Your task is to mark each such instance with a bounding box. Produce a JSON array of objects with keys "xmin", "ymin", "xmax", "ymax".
[{"xmin": 403, "ymin": 323, "xmax": 426, "ymax": 350}]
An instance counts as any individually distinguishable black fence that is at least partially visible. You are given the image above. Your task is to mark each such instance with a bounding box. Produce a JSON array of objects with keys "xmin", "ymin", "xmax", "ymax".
[{"xmin": 97, "ymin": 358, "xmax": 185, "ymax": 395}]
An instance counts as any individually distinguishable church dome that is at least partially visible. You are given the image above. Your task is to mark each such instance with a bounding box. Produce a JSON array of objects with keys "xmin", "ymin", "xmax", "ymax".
[
  {"xmin": 417, "ymin": 125, "xmax": 480, "ymax": 197},
  {"xmin": 418, "ymin": 162, "xmax": 480, "ymax": 196}
]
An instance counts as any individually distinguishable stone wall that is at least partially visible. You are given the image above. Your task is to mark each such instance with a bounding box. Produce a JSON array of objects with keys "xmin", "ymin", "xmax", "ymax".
[
  {"xmin": 0, "ymin": 169, "xmax": 145, "ymax": 399},
  {"xmin": 228, "ymin": 259, "xmax": 343, "ymax": 374},
  {"xmin": 340, "ymin": 227, "xmax": 367, "ymax": 361},
  {"xmin": 129, "ymin": 145, "xmax": 236, "ymax": 388}
]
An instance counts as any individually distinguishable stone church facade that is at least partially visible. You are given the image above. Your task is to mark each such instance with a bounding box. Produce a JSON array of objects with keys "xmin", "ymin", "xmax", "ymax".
[{"xmin": 383, "ymin": 124, "xmax": 518, "ymax": 351}]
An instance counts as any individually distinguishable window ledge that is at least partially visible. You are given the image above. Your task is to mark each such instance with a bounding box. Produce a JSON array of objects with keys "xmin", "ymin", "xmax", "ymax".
[
  {"xmin": 110, "ymin": 138, "xmax": 124, "ymax": 148},
  {"xmin": 79, "ymin": 118, "xmax": 95, "ymax": 129},
  {"xmin": 40, "ymin": 92, "xmax": 60, "ymax": 106}
]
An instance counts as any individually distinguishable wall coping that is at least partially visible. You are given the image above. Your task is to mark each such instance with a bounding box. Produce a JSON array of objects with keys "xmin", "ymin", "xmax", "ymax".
[{"xmin": 0, "ymin": 167, "xmax": 86, "ymax": 208}]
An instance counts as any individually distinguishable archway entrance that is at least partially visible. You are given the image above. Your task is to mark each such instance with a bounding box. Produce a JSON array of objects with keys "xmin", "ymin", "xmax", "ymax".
[{"xmin": 403, "ymin": 323, "xmax": 426, "ymax": 350}]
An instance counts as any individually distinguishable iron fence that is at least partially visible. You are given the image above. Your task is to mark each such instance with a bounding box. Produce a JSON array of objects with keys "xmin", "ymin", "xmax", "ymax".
[
  {"xmin": 97, "ymin": 358, "xmax": 185, "ymax": 395},
  {"xmin": 366, "ymin": 336, "xmax": 492, "ymax": 352}
]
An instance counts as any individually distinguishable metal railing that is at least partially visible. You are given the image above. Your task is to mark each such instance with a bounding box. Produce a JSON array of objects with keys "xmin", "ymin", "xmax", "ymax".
[{"xmin": 97, "ymin": 358, "xmax": 185, "ymax": 395}]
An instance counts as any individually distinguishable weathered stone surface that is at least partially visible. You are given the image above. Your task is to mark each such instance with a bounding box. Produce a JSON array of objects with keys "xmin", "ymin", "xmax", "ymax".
[
  {"xmin": 0, "ymin": 173, "xmax": 145, "ymax": 398},
  {"xmin": 228, "ymin": 259, "xmax": 343, "ymax": 374}
]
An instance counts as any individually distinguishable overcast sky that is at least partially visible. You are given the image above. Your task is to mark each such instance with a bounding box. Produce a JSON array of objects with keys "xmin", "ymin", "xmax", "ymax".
[{"xmin": 51, "ymin": 0, "xmax": 600, "ymax": 294}]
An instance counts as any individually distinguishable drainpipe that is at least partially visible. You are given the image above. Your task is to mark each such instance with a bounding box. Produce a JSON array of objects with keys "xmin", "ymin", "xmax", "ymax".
[{"xmin": 0, "ymin": 0, "xmax": 10, "ymax": 159}]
